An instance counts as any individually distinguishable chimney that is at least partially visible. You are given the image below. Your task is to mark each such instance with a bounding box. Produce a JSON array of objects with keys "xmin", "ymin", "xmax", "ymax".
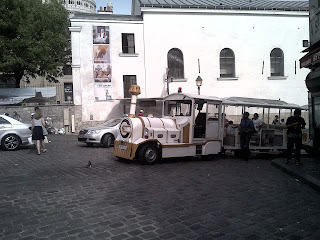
[
  {"xmin": 129, "ymin": 85, "xmax": 141, "ymax": 117},
  {"xmin": 98, "ymin": 0, "xmax": 113, "ymax": 14}
]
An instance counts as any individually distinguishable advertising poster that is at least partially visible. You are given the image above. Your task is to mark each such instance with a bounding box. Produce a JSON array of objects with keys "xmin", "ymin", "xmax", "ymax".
[
  {"xmin": 93, "ymin": 26, "xmax": 109, "ymax": 44},
  {"xmin": 93, "ymin": 26, "xmax": 112, "ymax": 100},
  {"xmin": 94, "ymin": 63, "xmax": 111, "ymax": 82},
  {"xmin": 94, "ymin": 83, "xmax": 112, "ymax": 101},
  {"xmin": 93, "ymin": 45, "xmax": 110, "ymax": 63}
]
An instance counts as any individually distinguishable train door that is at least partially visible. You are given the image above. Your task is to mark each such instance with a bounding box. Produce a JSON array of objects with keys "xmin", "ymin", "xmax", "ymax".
[{"xmin": 206, "ymin": 103, "xmax": 221, "ymax": 139}]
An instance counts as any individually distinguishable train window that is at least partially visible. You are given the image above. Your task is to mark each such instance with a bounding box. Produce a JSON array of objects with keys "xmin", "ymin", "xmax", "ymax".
[{"xmin": 164, "ymin": 100, "xmax": 191, "ymax": 116}]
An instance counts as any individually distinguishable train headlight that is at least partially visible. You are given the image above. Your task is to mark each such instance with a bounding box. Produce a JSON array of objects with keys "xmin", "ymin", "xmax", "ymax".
[{"xmin": 120, "ymin": 118, "xmax": 131, "ymax": 138}]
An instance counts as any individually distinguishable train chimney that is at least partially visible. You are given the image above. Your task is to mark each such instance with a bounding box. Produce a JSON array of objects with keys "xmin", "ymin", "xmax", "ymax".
[{"xmin": 129, "ymin": 85, "xmax": 141, "ymax": 117}]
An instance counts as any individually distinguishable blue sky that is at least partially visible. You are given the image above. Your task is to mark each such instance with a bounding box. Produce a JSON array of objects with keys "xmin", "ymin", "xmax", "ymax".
[{"xmin": 95, "ymin": 0, "xmax": 131, "ymax": 15}]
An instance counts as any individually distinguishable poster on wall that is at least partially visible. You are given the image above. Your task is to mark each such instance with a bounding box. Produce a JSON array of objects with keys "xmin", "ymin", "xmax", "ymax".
[
  {"xmin": 93, "ymin": 26, "xmax": 112, "ymax": 101},
  {"xmin": 93, "ymin": 45, "xmax": 110, "ymax": 63},
  {"xmin": 94, "ymin": 63, "xmax": 111, "ymax": 82},
  {"xmin": 93, "ymin": 26, "xmax": 109, "ymax": 44},
  {"xmin": 94, "ymin": 83, "xmax": 112, "ymax": 101}
]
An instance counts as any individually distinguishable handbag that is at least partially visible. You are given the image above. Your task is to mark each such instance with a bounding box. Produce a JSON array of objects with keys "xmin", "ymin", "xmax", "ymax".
[
  {"xmin": 44, "ymin": 136, "xmax": 49, "ymax": 144},
  {"xmin": 28, "ymin": 136, "xmax": 34, "ymax": 145}
]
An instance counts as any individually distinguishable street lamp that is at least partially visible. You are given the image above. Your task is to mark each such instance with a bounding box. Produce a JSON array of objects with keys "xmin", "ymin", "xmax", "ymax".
[{"xmin": 196, "ymin": 76, "xmax": 203, "ymax": 95}]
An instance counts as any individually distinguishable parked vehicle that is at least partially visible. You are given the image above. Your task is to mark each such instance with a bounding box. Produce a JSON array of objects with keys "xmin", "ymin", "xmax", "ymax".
[
  {"xmin": 114, "ymin": 87, "xmax": 310, "ymax": 164},
  {"xmin": 78, "ymin": 118, "xmax": 122, "ymax": 147},
  {"xmin": 0, "ymin": 114, "xmax": 32, "ymax": 151}
]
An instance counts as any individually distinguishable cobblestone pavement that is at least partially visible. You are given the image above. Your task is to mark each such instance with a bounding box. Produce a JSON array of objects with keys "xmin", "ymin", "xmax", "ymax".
[{"xmin": 1, "ymin": 135, "xmax": 320, "ymax": 240}]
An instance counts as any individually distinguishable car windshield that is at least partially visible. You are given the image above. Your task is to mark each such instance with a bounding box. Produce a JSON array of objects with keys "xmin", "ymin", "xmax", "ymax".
[{"xmin": 102, "ymin": 119, "xmax": 121, "ymax": 127}]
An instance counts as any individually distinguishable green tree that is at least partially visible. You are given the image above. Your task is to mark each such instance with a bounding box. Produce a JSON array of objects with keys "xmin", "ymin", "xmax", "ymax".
[{"xmin": 0, "ymin": 0, "xmax": 70, "ymax": 88}]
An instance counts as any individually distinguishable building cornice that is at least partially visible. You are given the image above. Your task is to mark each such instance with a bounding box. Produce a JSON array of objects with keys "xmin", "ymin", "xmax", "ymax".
[
  {"xmin": 69, "ymin": 26, "xmax": 82, "ymax": 32},
  {"xmin": 70, "ymin": 19, "xmax": 143, "ymax": 24},
  {"xmin": 140, "ymin": 7, "xmax": 309, "ymax": 17}
]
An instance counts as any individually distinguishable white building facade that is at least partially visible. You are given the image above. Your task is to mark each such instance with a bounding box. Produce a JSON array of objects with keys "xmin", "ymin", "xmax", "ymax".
[{"xmin": 70, "ymin": 0, "xmax": 310, "ymax": 130}]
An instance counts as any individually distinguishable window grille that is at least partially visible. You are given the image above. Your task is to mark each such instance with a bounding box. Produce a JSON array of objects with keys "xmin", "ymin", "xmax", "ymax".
[
  {"xmin": 167, "ymin": 48, "xmax": 184, "ymax": 79},
  {"xmin": 220, "ymin": 48, "xmax": 235, "ymax": 78},
  {"xmin": 122, "ymin": 33, "xmax": 135, "ymax": 54},
  {"xmin": 270, "ymin": 48, "xmax": 284, "ymax": 76},
  {"xmin": 123, "ymin": 75, "xmax": 137, "ymax": 98}
]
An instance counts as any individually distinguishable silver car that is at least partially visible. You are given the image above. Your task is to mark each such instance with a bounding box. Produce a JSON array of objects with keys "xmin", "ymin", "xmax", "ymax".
[
  {"xmin": 78, "ymin": 118, "xmax": 122, "ymax": 147},
  {"xmin": 0, "ymin": 114, "xmax": 32, "ymax": 151}
]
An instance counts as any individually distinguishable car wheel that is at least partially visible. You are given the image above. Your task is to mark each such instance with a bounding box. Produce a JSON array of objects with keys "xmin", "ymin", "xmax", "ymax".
[
  {"xmin": 102, "ymin": 133, "xmax": 114, "ymax": 148},
  {"xmin": 86, "ymin": 143, "xmax": 94, "ymax": 147},
  {"xmin": 139, "ymin": 144, "xmax": 159, "ymax": 165},
  {"xmin": 1, "ymin": 134, "xmax": 21, "ymax": 151}
]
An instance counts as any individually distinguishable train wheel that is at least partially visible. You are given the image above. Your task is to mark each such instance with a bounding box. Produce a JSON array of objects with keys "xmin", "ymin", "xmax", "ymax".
[{"xmin": 139, "ymin": 144, "xmax": 159, "ymax": 165}]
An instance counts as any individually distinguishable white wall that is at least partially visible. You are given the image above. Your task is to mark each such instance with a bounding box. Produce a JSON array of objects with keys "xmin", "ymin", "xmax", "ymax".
[
  {"xmin": 142, "ymin": 9, "xmax": 310, "ymax": 106},
  {"xmin": 70, "ymin": 19, "xmax": 145, "ymax": 121}
]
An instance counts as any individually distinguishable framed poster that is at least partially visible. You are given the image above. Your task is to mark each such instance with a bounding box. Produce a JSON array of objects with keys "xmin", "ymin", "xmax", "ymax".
[{"xmin": 93, "ymin": 26, "xmax": 109, "ymax": 44}]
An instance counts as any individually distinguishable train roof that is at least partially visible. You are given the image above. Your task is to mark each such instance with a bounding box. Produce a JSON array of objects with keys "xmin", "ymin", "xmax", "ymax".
[
  {"xmin": 165, "ymin": 93, "xmax": 222, "ymax": 102},
  {"xmin": 222, "ymin": 97, "xmax": 301, "ymax": 109}
]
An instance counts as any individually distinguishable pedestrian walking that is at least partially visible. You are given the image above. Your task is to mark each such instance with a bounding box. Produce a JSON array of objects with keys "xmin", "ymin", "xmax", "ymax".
[
  {"xmin": 286, "ymin": 109, "xmax": 306, "ymax": 165},
  {"xmin": 31, "ymin": 109, "xmax": 47, "ymax": 155},
  {"xmin": 31, "ymin": 106, "xmax": 40, "ymax": 119},
  {"xmin": 239, "ymin": 112, "xmax": 255, "ymax": 161}
]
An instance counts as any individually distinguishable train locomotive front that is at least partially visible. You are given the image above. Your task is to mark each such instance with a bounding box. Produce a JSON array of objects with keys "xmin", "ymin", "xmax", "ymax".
[{"xmin": 113, "ymin": 116, "xmax": 180, "ymax": 164}]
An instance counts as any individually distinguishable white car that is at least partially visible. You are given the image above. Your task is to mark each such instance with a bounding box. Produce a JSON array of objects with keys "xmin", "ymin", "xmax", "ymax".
[
  {"xmin": 78, "ymin": 118, "xmax": 122, "ymax": 148},
  {"xmin": 0, "ymin": 114, "xmax": 32, "ymax": 151}
]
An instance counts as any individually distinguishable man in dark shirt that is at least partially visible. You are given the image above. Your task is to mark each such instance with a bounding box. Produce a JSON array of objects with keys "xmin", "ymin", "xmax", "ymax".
[
  {"xmin": 286, "ymin": 109, "xmax": 306, "ymax": 165},
  {"xmin": 239, "ymin": 112, "xmax": 255, "ymax": 161}
]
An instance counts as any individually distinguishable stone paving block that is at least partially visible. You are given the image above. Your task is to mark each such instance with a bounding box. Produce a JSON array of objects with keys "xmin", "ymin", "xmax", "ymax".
[
  {"xmin": 111, "ymin": 233, "xmax": 130, "ymax": 240},
  {"xmin": 139, "ymin": 231, "xmax": 157, "ymax": 239},
  {"xmin": 60, "ymin": 236, "xmax": 78, "ymax": 240},
  {"xmin": 2, "ymin": 233, "xmax": 21, "ymax": 240},
  {"xmin": 94, "ymin": 231, "xmax": 112, "ymax": 239}
]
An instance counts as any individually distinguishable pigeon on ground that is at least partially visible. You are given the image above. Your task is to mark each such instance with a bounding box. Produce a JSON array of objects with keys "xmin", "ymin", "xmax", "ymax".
[{"xmin": 86, "ymin": 161, "xmax": 92, "ymax": 168}]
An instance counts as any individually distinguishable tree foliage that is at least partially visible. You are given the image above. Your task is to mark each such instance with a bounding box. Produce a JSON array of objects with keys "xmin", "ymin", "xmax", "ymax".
[{"xmin": 0, "ymin": 0, "xmax": 70, "ymax": 87}]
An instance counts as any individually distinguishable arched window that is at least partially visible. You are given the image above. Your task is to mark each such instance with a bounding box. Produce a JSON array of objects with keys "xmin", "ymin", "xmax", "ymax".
[
  {"xmin": 270, "ymin": 48, "xmax": 284, "ymax": 76},
  {"xmin": 167, "ymin": 48, "xmax": 184, "ymax": 79},
  {"xmin": 220, "ymin": 48, "xmax": 235, "ymax": 78}
]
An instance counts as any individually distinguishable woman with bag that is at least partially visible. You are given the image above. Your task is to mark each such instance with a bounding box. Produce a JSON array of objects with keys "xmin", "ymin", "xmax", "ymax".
[{"xmin": 31, "ymin": 109, "xmax": 47, "ymax": 155}]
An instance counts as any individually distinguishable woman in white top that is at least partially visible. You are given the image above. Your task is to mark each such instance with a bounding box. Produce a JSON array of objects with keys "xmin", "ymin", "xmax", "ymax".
[{"xmin": 31, "ymin": 109, "xmax": 47, "ymax": 155}]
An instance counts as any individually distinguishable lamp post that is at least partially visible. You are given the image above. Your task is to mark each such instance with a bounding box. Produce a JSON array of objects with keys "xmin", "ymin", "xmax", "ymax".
[
  {"xmin": 196, "ymin": 76, "xmax": 203, "ymax": 95},
  {"xmin": 165, "ymin": 68, "xmax": 171, "ymax": 95}
]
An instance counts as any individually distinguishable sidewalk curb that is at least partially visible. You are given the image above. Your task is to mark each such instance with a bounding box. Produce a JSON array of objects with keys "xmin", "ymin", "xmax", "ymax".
[{"xmin": 272, "ymin": 158, "xmax": 320, "ymax": 193}]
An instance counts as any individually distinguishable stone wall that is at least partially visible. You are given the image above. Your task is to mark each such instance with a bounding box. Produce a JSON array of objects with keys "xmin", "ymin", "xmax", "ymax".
[{"xmin": 0, "ymin": 105, "xmax": 84, "ymax": 134}]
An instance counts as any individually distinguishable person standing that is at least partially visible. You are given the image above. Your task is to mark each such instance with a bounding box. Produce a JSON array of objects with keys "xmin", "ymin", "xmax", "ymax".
[
  {"xmin": 252, "ymin": 113, "xmax": 264, "ymax": 132},
  {"xmin": 239, "ymin": 112, "xmax": 255, "ymax": 161},
  {"xmin": 272, "ymin": 115, "xmax": 280, "ymax": 125},
  {"xmin": 31, "ymin": 109, "xmax": 47, "ymax": 155},
  {"xmin": 286, "ymin": 109, "xmax": 306, "ymax": 165},
  {"xmin": 137, "ymin": 109, "xmax": 144, "ymax": 116}
]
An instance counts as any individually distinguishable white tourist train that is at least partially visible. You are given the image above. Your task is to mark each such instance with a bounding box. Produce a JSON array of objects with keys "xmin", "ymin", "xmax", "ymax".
[{"xmin": 113, "ymin": 86, "xmax": 311, "ymax": 164}]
